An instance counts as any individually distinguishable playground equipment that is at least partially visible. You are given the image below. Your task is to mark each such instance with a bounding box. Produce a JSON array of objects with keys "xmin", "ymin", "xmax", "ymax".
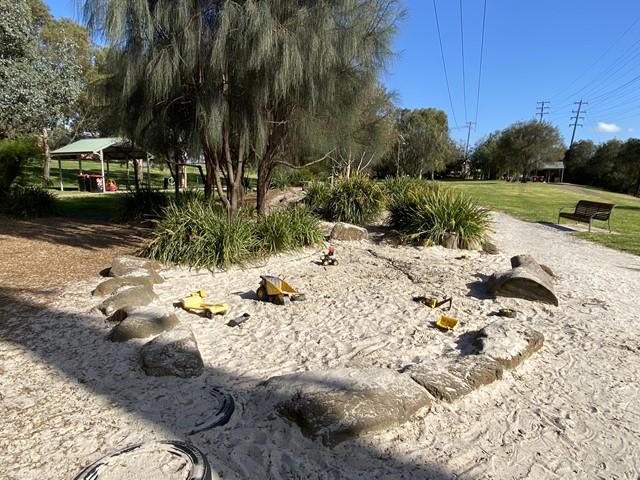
[{"xmin": 256, "ymin": 275, "xmax": 306, "ymax": 305}]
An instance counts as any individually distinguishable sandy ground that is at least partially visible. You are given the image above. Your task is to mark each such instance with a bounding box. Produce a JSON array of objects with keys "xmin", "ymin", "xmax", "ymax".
[{"xmin": 1, "ymin": 212, "xmax": 639, "ymax": 479}]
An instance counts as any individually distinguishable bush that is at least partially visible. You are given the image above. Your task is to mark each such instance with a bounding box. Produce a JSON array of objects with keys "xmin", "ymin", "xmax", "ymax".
[
  {"xmin": 141, "ymin": 201, "xmax": 258, "ymax": 270},
  {"xmin": 256, "ymin": 204, "xmax": 324, "ymax": 253},
  {"xmin": 0, "ymin": 137, "xmax": 41, "ymax": 197},
  {"xmin": 324, "ymin": 175, "xmax": 384, "ymax": 225},
  {"xmin": 304, "ymin": 181, "xmax": 331, "ymax": 214},
  {"xmin": 1, "ymin": 185, "xmax": 59, "ymax": 218},
  {"xmin": 141, "ymin": 201, "xmax": 323, "ymax": 270},
  {"xmin": 271, "ymin": 167, "xmax": 316, "ymax": 189},
  {"xmin": 388, "ymin": 183, "xmax": 492, "ymax": 249},
  {"xmin": 381, "ymin": 176, "xmax": 433, "ymax": 206},
  {"xmin": 115, "ymin": 188, "xmax": 170, "ymax": 223}
]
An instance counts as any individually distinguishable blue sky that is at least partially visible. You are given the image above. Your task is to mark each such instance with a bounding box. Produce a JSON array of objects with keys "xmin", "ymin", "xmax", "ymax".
[{"xmin": 45, "ymin": 0, "xmax": 640, "ymax": 148}]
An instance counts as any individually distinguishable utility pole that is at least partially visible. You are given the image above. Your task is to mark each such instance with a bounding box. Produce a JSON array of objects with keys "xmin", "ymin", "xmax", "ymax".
[
  {"xmin": 536, "ymin": 101, "xmax": 550, "ymax": 121},
  {"xmin": 569, "ymin": 99, "xmax": 586, "ymax": 146},
  {"xmin": 463, "ymin": 121, "xmax": 475, "ymax": 177}
]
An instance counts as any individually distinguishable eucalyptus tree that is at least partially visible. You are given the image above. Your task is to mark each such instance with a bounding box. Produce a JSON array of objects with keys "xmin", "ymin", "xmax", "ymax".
[
  {"xmin": 397, "ymin": 108, "xmax": 455, "ymax": 179},
  {"xmin": 497, "ymin": 120, "xmax": 565, "ymax": 181},
  {"xmin": 84, "ymin": 0, "xmax": 404, "ymax": 215},
  {"xmin": 563, "ymin": 139, "xmax": 596, "ymax": 185}
]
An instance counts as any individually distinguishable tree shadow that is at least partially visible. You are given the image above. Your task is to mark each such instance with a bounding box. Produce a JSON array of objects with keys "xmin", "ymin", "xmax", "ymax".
[
  {"xmin": 465, "ymin": 274, "xmax": 494, "ymax": 300},
  {"xmin": 0, "ymin": 284, "xmax": 459, "ymax": 479}
]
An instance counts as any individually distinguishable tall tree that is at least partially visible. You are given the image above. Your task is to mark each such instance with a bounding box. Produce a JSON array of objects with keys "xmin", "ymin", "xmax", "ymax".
[
  {"xmin": 396, "ymin": 108, "xmax": 455, "ymax": 179},
  {"xmin": 0, "ymin": 0, "xmax": 89, "ymax": 185},
  {"xmin": 497, "ymin": 120, "xmax": 565, "ymax": 181},
  {"xmin": 563, "ymin": 139, "xmax": 596, "ymax": 185},
  {"xmin": 84, "ymin": 0, "xmax": 404, "ymax": 215},
  {"xmin": 470, "ymin": 131, "xmax": 503, "ymax": 180}
]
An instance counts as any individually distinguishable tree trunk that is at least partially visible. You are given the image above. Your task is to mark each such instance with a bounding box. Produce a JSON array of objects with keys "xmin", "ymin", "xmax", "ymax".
[
  {"xmin": 134, "ymin": 159, "xmax": 144, "ymax": 190},
  {"xmin": 41, "ymin": 127, "xmax": 51, "ymax": 187},
  {"xmin": 256, "ymin": 158, "xmax": 272, "ymax": 216}
]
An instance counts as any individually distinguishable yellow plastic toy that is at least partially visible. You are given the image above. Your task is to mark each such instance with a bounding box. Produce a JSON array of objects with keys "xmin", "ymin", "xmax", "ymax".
[
  {"xmin": 256, "ymin": 275, "xmax": 306, "ymax": 305},
  {"xmin": 436, "ymin": 315, "xmax": 459, "ymax": 331},
  {"xmin": 180, "ymin": 289, "xmax": 229, "ymax": 318}
]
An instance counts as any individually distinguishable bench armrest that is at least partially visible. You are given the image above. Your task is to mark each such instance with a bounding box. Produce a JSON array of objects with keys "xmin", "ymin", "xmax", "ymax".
[{"xmin": 558, "ymin": 205, "xmax": 575, "ymax": 214}]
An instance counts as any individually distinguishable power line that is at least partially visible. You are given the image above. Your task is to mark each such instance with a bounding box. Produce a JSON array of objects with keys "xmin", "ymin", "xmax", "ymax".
[
  {"xmin": 459, "ymin": 0, "xmax": 468, "ymax": 123},
  {"xmin": 473, "ymin": 0, "xmax": 487, "ymax": 126},
  {"xmin": 432, "ymin": 0, "xmax": 459, "ymax": 129}
]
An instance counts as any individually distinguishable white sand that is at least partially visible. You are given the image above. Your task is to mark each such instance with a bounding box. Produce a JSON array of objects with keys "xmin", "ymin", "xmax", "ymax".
[{"xmin": 1, "ymin": 212, "xmax": 639, "ymax": 479}]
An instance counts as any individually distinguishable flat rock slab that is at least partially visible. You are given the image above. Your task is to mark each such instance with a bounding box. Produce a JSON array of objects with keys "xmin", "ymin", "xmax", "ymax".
[
  {"xmin": 267, "ymin": 368, "xmax": 431, "ymax": 447},
  {"xmin": 329, "ymin": 223, "xmax": 368, "ymax": 241},
  {"xmin": 408, "ymin": 355, "xmax": 504, "ymax": 403},
  {"xmin": 486, "ymin": 254, "xmax": 558, "ymax": 306},
  {"xmin": 108, "ymin": 307, "xmax": 180, "ymax": 342},
  {"xmin": 139, "ymin": 325, "xmax": 204, "ymax": 378},
  {"xmin": 99, "ymin": 284, "xmax": 158, "ymax": 316},
  {"xmin": 93, "ymin": 275, "xmax": 155, "ymax": 297},
  {"xmin": 473, "ymin": 320, "xmax": 544, "ymax": 370},
  {"xmin": 108, "ymin": 255, "xmax": 164, "ymax": 284}
]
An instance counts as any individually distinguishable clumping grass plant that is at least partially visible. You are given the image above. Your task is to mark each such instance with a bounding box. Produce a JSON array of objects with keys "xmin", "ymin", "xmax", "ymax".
[
  {"xmin": 1, "ymin": 185, "xmax": 59, "ymax": 218},
  {"xmin": 304, "ymin": 181, "xmax": 331, "ymax": 214},
  {"xmin": 141, "ymin": 199, "xmax": 323, "ymax": 270},
  {"xmin": 388, "ymin": 183, "xmax": 492, "ymax": 249},
  {"xmin": 324, "ymin": 175, "xmax": 384, "ymax": 225},
  {"xmin": 116, "ymin": 187, "xmax": 170, "ymax": 223},
  {"xmin": 381, "ymin": 176, "xmax": 433, "ymax": 206}
]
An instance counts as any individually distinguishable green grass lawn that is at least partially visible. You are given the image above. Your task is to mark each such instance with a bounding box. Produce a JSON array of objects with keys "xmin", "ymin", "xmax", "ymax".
[{"xmin": 447, "ymin": 180, "xmax": 640, "ymax": 256}]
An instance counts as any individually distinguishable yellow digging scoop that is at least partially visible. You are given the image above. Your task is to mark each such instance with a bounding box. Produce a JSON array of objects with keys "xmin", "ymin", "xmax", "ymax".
[
  {"xmin": 180, "ymin": 289, "xmax": 229, "ymax": 318},
  {"xmin": 436, "ymin": 315, "xmax": 459, "ymax": 331}
]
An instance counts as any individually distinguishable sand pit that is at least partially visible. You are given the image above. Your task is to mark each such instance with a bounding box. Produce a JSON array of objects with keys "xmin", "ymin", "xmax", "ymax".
[{"xmin": 1, "ymin": 212, "xmax": 639, "ymax": 479}]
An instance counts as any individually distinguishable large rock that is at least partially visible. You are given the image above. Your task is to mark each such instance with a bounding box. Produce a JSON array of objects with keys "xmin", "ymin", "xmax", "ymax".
[
  {"xmin": 108, "ymin": 307, "xmax": 180, "ymax": 342},
  {"xmin": 108, "ymin": 255, "xmax": 164, "ymax": 284},
  {"xmin": 93, "ymin": 275, "xmax": 155, "ymax": 297},
  {"xmin": 99, "ymin": 284, "xmax": 157, "ymax": 316},
  {"xmin": 473, "ymin": 320, "xmax": 544, "ymax": 370},
  {"xmin": 329, "ymin": 223, "xmax": 368, "ymax": 241},
  {"xmin": 267, "ymin": 368, "xmax": 431, "ymax": 446},
  {"xmin": 408, "ymin": 355, "xmax": 503, "ymax": 403},
  {"xmin": 139, "ymin": 325, "xmax": 204, "ymax": 378},
  {"xmin": 486, "ymin": 254, "xmax": 558, "ymax": 306}
]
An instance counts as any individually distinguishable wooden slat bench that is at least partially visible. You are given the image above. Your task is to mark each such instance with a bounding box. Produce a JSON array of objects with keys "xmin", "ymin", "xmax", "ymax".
[{"xmin": 557, "ymin": 200, "xmax": 615, "ymax": 232}]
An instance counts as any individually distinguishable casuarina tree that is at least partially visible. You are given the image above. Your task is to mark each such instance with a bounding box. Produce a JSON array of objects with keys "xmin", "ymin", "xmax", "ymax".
[{"xmin": 83, "ymin": 0, "xmax": 404, "ymax": 215}]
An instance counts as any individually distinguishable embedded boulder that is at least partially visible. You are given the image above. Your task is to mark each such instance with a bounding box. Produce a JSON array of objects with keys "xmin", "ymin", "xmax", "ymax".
[
  {"xmin": 486, "ymin": 254, "xmax": 558, "ymax": 305},
  {"xmin": 108, "ymin": 255, "xmax": 164, "ymax": 284},
  {"xmin": 329, "ymin": 222, "xmax": 368, "ymax": 241},
  {"xmin": 139, "ymin": 325, "xmax": 204, "ymax": 378},
  {"xmin": 108, "ymin": 307, "xmax": 180, "ymax": 342},
  {"xmin": 473, "ymin": 320, "xmax": 544, "ymax": 370},
  {"xmin": 93, "ymin": 275, "xmax": 155, "ymax": 297},
  {"xmin": 267, "ymin": 368, "xmax": 431, "ymax": 447},
  {"xmin": 99, "ymin": 284, "xmax": 157, "ymax": 316},
  {"xmin": 407, "ymin": 355, "xmax": 503, "ymax": 403}
]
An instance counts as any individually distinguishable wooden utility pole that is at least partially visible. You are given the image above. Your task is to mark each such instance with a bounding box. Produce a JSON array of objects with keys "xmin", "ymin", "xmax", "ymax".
[
  {"xmin": 463, "ymin": 121, "xmax": 475, "ymax": 177},
  {"xmin": 569, "ymin": 99, "xmax": 586, "ymax": 146}
]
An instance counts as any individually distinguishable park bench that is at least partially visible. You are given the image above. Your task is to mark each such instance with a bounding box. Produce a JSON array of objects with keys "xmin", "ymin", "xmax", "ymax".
[{"xmin": 557, "ymin": 200, "xmax": 615, "ymax": 232}]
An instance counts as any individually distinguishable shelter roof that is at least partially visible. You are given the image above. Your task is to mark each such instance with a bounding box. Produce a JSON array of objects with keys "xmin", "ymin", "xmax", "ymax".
[
  {"xmin": 51, "ymin": 137, "xmax": 150, "ymax": 160},
  {"xmin": 540, "ymin": 162, "xmax": 565, "ymax": 170}
]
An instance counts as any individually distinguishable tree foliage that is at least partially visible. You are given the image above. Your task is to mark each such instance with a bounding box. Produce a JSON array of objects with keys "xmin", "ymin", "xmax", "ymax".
[
  {"xmin": 393, "ymin": 108, "xmax": 456, "ymax": 178},
  {"xmin": 496, "ymin": 120, "xmax": 565, "ymax": 180},
  {"xmin": 0, "ymin": 0, "xmax": 86, "ymax": 138},
  {"xmin": 84, "ymin": 0, "xmax": 404, "ymax": 215}
]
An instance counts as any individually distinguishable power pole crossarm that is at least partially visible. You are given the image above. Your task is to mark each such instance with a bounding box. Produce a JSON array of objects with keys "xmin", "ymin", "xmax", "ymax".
[{"xmin": 536, "ymin": 101, "xmax": 550, "ymax": 121}]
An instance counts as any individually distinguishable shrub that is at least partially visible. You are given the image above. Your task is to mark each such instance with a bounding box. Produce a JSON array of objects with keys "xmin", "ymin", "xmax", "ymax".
[
  {"xmin": 271, "ymin": 167, "xmax": 316, "ymax": 189},
  {"xmin": 116, "ymin": 188, "xmax": 170, "ymax": 223},
  {"xmin": 324, "ymin": 175, "xmax": 384, "ymax": 225},
  {"xmin": 0, "ymin": 137, "xmax": 41, "ymax": 197},
  {"xmin": 304, "ymin": 181, "xmax": 331, "ymax": 214},
  {"xmin": 388, "ymin": 183, "xmax": 492, "ymax": 249},
  {"xmin": 256, "ymin": 204, "xmax": 324, "ymax": 253},
  {"xmin": 381, "ymin": 176, "xmax": 433, "ymax": 206},
  {"xmin": 1, "ymin": 185, "xmax": 59, "ymax": 218},
  {"xmin": 140, "ymin": 201, "xmax": 258, "ymax": 270}
]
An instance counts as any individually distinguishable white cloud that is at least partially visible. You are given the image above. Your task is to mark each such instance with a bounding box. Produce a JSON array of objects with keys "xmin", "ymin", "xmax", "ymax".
[{"xmin": 596, "ymin": 122, "xmax": 621, "ymax": 133}]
